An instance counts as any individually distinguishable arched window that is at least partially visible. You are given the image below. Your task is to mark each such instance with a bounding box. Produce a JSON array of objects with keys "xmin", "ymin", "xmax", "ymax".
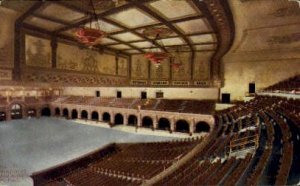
[
  {"xmin": 55, "ymin": 108, "xmax": 60, "ymax": 116},
  {"xmin": 81, "ymin": 110, "xmax": 88, "ymax": 120},
  {"xmin": 11, "ymin": 104, "xmax": 22, "ymax": 119},
  {"xmin": 71, "ymin": 109, "xmax": 78, "ymax": 119},
  {"xmin": 0, "ymin": 112, "xmax": 6, "ymax": 121},
  {"xmin": 91, "ymin": 111, "xmax": 99, "ymax": 121},
  {"xmin": 128, "ymin": 115, "xmax": 137, "ymax": 126},
  {"xmin": 63, "ymin": 108, "xmax": 69, "ymax": 118},
  {"xmin": 114, "ymin": 113, "xmax": 124, "ymax": 125},
  {"xmin": 142, "ymin": 116, "xmax": 153, "ymax": 128},
  {"xmin": 103, "ymin": 112, "xmax": 110, "ymax": 122},
  {"xmin": 195, "ymin": 121, "xmax": 210, "ymax": 133},
  {"xmin": 175, "ymin": 120, "xmax": 190, "ymax": 133},
  {"xmin": 41, "ymin": 107, "xmax": 51, "ymax": 117},
  {"xmin": 27, "ymin": 109, "xmax": 36, "ymax": 117},
  {"xmin": 158, "ymin": 118, "xmax": 171, "ymax": 131}
]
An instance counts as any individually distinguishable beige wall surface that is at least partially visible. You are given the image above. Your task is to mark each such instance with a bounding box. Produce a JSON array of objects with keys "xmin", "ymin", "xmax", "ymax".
[
  {"xmin": 63, "ymin": 87, "xmax": 219, "ymax": 100},
  {"xmin": 0, "ymin": 7, "xmax": 17, "ymax": 68},
  {"xmin": 221, "ymin": 0, "xmax": 300, "ymax": 100}
]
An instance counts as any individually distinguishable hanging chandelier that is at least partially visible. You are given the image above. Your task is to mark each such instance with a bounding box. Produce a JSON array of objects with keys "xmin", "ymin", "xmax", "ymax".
[
  {"xmin": 74, "ymin": 0, "xmax": 106, "ymax": 46},
  {"xmin": 143, "ymin": 27, "xmax": 173, "ymax": 66}
]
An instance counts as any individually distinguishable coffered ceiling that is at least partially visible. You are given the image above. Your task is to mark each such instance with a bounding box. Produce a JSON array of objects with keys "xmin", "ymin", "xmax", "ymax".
[{"xmin": 2, "ymin": 0, "xmax": 221, "ymax": 55}]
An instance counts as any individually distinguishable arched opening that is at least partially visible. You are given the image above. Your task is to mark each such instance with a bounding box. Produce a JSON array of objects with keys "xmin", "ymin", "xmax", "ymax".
[
  {"xmin": 11, "ymin": 104, "xmax": 22, "ymax": 119},
  {"xmin": 128, "ymin": 115, "xmax": 137, "ymax": 126},
  {"xmin": 63, "ymin": 108, "xmax": 69, "ymax": 118},
  {"xmin": 175, "ymin": 120, "xmax": 190, "ymax": 133},
  {"xmin": 71, "ymin": 109, "xmax": 78, "ymax": 119},
  {"xmin": 102, "ymin": 112, "xmax": 110, "ymax": 122},
  {"xmin": 114, "ymin": 113, "xmax": 124, "ymax": 125},
  {"xmin": 91, "ymin": 111, "xmax": 99, "ymax": 121},
  {"xmin": 81, "ymin": 110, "xmax": 88, "ymax": 120},
  {"xmin": 142, "ymin": 116, "xmax": 153, "ymax": 128},
  {"xmin": 41, "ymin": 107, "xmax": 51, "ymax": 117},
  {"xmin": 195, "ymin": 121, "xmax": 210, "ymax": 133},
  {"xmin": 27, "ymin": 109, "xmax": 36, "ymax": 118},
  {"xmin": 55, "ymin": 108, "xmax": 60, "ymax": 116},
  {"xmin": 158, "ymin": 118, "xmax": 171, "ymax": 131},
  {"xmin": 0, "ymin": 112, "xmax": 6, "ymax": 121}
]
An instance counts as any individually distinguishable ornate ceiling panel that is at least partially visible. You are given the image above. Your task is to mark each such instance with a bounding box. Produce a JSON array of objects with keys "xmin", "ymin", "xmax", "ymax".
[
  {"xmin": 148, "ymin": 0, "xmax": 200, "ymax": 20},
  {"xmin": 189, "ymin": 34, "xmax": 217, "ymax": 44},
  {"xmin": 36, "ymin": 3, "xmax": 86, "ymax": 23},
  {"xmin": 24, "ymin": 16, "xmax": 64, "ymax": 31},
  {"xmin": 130, "ymin": 41, "xmax": 152, "ymax": 48},
  {"xmin": 157, "ymin": 37, "xmax": 185, "ymax": 46},
  {"xmin": 108, "ymin": 44, "xmax": 132, "ymax": 50},
  {"xmin": 175, "ymin": 18, "xmax": 212, "ymax": 34},
  {"xmin": 110, "ymin": 32, "xmax": 143, "ymax": 42},
  {"xmin": 107, "ymin": 8, "xmax": 159, "ymax": 28},
  {"xmin": 99, "ymin": 38, "xmax": 118, "ymax": 45},
  {"xmin": 194, "ymin": 44, "xmax": 217, "ymax": 50}
]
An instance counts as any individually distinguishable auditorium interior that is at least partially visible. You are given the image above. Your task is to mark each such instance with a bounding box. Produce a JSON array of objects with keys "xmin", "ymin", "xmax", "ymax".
[{"xmin": 0, "ymin": 0, "xmax": 299, "ymax": 185}]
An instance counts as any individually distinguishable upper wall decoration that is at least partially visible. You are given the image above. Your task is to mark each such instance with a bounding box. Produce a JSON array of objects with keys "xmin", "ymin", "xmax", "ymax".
[
  {"xmin": 57, "ymin": 42, "xmax": 122, "ymax": 76},
  {"xmin": 131, "ymin": 55, "xmax": 149, "ymax": 79},
  {"xmin": 117, "ymin": 57, "xmax": 128, "ymax": 76},
  {"xmin": 25, "ymin": 35, "xmax": 51, "ymax": 68},
  {"xmin": 193, "ymin": 52, "xmax": 213, "ymax": 80},
  {"xmin": 0, "ymin": 7, "xmax": 17, "ymax": 68},
  {"xmin": 172, "ymin": 52, "xmax": 191, "ymax": 80}
]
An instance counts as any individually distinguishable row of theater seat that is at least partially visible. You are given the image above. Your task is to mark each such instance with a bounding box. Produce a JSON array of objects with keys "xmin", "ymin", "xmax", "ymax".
[{"xmin": 53, "ymin": 96, "xmax": 215, "ymax": 114}]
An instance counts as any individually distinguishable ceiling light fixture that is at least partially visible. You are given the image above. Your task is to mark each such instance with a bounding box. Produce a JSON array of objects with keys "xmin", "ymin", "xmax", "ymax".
[
  {"xmin": 143, "ymin": 27, "xmax": 173, "ymax": 66},
  {"xmin": 74, "ymin": 0, "xmax": 106, "ymax": 46}
]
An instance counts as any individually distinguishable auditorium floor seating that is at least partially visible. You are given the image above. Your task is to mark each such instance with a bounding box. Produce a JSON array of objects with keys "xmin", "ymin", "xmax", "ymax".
[{"xmin": 23, "ymin": 95, "xmax": 300, "ymax": 185}]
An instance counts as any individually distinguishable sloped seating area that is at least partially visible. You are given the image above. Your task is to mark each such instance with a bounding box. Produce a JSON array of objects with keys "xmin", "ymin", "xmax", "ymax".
[
  {"xmin": 264, "ymin": 75, "xmax": 300, "ymax": 93},
  {"xmin": 33, "ymin": 138, "xmax": 202, "ymax": 186},
  {"xmin": 53, "ymin": 96, "xmax": 216, "ymax": 114}
]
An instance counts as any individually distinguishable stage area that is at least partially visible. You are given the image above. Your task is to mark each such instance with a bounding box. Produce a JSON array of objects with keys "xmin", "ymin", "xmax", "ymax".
[{"xmin": 0, "ymin": 117, "xmax": 175, "ymax": 186}]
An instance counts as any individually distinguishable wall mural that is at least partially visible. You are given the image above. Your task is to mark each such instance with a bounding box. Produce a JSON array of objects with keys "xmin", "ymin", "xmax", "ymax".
[
  {"xmin": 150, "ymin": 58, "xmax": 169, "ymax": 79},
  {"xmin": 57, "ymin": 43, "xmax": 120, "ymax": 76},
  {"xmin": 172, "ymin": 52, "xmax": 191, "ymax": 80},
  {"xmin": 25, "ymin": 35, "xmax": 51, "ymax": 68},
  {"xmin": 131, "ymin": 55, "xmax": 148, "ymax": 79},
  {"xmin": 193, "ymin": 52, "xmax": 213, "ymax": 80},
  {"xmin": 0, "ymin": 7, "xmax": 17, "ymax": 68},
  {"xmin": 117, "ymin": 57, "xmax": 128, "ymax": 76}
]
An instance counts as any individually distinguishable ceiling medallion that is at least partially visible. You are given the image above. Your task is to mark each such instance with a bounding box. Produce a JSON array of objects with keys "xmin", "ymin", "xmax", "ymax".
[
  {"xmin": 143, "ymin": 26, "xmax": 173, "ymax": 66},
  {"xmin": 74, "ymin": 0, "xmax": 106, "ymax": 46}
]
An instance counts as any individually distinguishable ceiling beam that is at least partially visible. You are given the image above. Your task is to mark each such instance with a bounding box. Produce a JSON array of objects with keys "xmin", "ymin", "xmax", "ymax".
[
  {"xmin": 134, "ymin": 3, "xmax": 194, "ymax": 52},
  {"xmin": 105, "ymin": 35, "xmax": 145, "ymax": 53}
]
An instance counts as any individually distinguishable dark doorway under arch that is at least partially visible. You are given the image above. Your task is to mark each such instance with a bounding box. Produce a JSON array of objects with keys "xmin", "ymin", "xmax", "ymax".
[
  {"xmin": 195, "ymin": 121, "xmax": 210, "ymax": 133},
  {"xmin": 63, "ymin": 108, "xmax": 69, "ymax": 118},
  {"xmin": 71, "ymin": 109, "xmax": 78, "ymax": 119},
  {"xmin": 11, "ymin": 104, "xmax": 22, "ymax": 120},
  {"xmin": 55, "ymin": 108, "xmax": 60, "ymax": 116},
  {"xmin": 175, "ymin": 120, "xmax": 190, "ymax": 133},
  {"xmin": 142, "ymin": 116, "xmax": 153, "ymax": 128},
  {"xmin": 91, "ymin": 111, "xmax": 99, "ymax": 121},
  {"xmin": 128, "ymin": 115, "xmax": 137, "ymax": 126},
  {"xmin": 81, "ymin": 110, "xmax": 88, "ymax": 120},
  {"xmin": 0, "ymin": 112, "xmax": 6, "ymax": 121},
  {"xmin": 27, "ymin": 109, "xmax": 36, "ymax": 118},
  {"xmin": 41, "ymin": 107, "xmax": 51, "ymax": 117},
  {"xmin": 103, "ymin": 112, "xmax": 110, "ymax": 122},
  {"xmin": 114, "ymin": 113, "xmax": 123, "ymax": 125},
  {"xmin": 158, "ymin": 118, "xmax": 171, "ymax": 131}
]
